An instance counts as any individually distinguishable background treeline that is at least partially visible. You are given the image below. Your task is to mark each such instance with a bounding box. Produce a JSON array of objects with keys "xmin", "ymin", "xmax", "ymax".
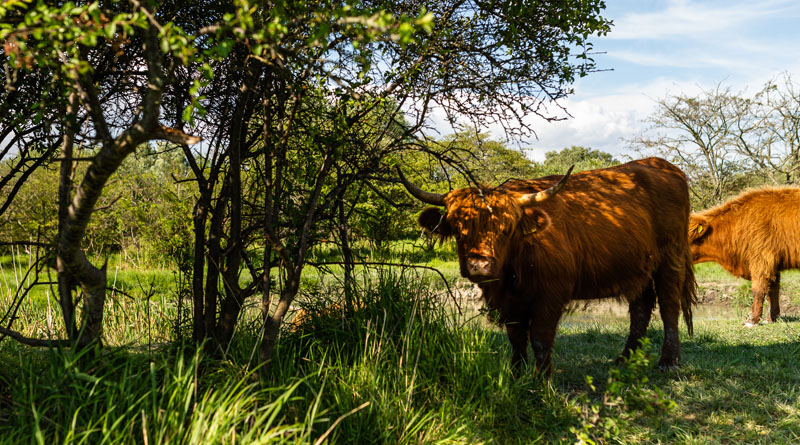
[
  {"xmin": 0, "ymin": 139, "xmax": 616, "ymax": 267},
  {"xmin": 0, "ymin": 145, "xmax": 194, "ymax": 267}
]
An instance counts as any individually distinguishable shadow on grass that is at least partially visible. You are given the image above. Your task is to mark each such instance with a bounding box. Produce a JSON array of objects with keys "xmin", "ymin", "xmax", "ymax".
[
  {"xmin": 549, "ymin": 321, "xmax": 800, "ymax": 442},
  {"xmin": 552, "ymin": 323, "xmax": 800, "ymax": 380}
]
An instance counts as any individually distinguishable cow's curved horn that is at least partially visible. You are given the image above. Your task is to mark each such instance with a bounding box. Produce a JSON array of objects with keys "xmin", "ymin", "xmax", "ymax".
[
  {"xmin": 517, "ymin": 165, "xmax": 574, "ymax": 208},
  {"xmin": 396, "ymin": 166, "xmax": 446, "ymax": 206}
]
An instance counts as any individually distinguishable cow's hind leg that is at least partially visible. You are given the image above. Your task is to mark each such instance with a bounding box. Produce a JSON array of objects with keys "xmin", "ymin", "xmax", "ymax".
[
  {"xmin": 767, "ymin": 273, "xmax": 781, "ymax": 323},
  {"xmin": 619, "ymin": 284, "xmax": 657, "ymax": 362},
  {"xmin": 654, "ymin": 262, "xmax": 684, "ymax": 370}
]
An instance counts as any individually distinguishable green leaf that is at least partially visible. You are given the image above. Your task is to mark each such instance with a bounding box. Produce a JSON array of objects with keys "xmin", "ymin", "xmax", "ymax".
[
  {"xmin": 183, "ymin": 105, "xmax": 194, "ymax": 124},
  {"xmin": 215, "ymin": 39, "xmax": 234, "ymax": 57},
  {"xmin": 105, "ymin": 22, "xmax": 117, "ymax": 38}
]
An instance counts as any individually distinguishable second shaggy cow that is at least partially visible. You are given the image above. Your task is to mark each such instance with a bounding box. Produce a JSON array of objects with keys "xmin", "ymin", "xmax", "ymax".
[{"xmin": 690, "ymin": 187, "xmax": 800, "ymax": 326}]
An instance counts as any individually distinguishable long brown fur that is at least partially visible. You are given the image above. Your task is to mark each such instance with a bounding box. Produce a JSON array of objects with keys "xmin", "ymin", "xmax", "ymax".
[
  {"xmin": 690, "ymin": 186, "xmax": 800, "ymax": 325},
  {"xmin": 414, "ymin": 157, "xmax": 697, "ymax": 373}
]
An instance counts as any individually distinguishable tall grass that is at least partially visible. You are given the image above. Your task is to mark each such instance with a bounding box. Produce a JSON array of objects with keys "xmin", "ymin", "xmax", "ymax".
[
  {"xmin": 0, "ymin": 346, "xmax": 323, "ymax": 444},
  {"xmin": 1, "ymin": 268, "xmax": 607, "ymax": 443},
  {"xmin": 259, "ymin": 270, "xmax": 564, "ymax": 443}
]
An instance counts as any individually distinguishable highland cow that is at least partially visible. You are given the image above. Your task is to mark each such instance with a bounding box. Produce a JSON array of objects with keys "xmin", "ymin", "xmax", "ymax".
[
  {"xmin": 399, "ymin": 157, "xmax": 697, "ymax": 373},
  {"xmin": 689, "ymin": 187, "xmax": 800, "ymax": 326}
]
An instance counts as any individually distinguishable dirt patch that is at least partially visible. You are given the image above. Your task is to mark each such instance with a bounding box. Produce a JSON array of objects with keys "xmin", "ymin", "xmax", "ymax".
[
  {"xmin": 440, "ymin": 279, "xmax": 800, "ymax": 321},
  {"xmin": 696, "ymin": 280, "xmax": 800, "ymax": 317},
  {"xmin": 696, "ymin": 281, "xmax": 744, "ymax": 305}
]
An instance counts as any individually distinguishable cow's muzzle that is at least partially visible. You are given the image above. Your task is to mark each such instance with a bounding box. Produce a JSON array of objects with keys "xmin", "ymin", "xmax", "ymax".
[{"xmin": 464, "ymin": 255, "xmax": 497, "ymax": 281}]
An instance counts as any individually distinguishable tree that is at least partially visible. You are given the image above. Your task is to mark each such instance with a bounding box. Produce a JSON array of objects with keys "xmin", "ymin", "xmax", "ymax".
[
  {"xmin": 629, "ymin": 78, "xmax": 800, "ymax": 208},
  {"xmin": 539, "ymin": 145, "xmax": 618, "ymax": 176},
  {"xmin": 1, "ymin": 1, "xmax": 201, "ymax": 347},
  {"xmin": 1, "ymin": 0, "xmax": 612, "ymax": 367},
  {"xmin": 745, "ymin": 73, "xmax": 800, "ymax": 184},
  {"xmin": 629, "ymin": 85, "xmax": 756, "ymax": 207}
]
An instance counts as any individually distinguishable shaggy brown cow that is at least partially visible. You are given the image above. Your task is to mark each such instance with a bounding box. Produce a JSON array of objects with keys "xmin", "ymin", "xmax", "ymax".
[
  {"xmin": 399, "ymin": 157, "xmax": 696, "ymax": 373},
  {"xmin": 689, "ymin": 187, "xmax": 800, "ymax": 326}
]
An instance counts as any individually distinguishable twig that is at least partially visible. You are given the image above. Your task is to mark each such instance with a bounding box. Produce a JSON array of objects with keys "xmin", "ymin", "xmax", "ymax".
[
  {"xmin": 0, "ymin": 326, "xmax": 73, "ymax": 347},
  {"xmin": 313, "ymin": 401, "xmax": 371, "ymax": 445}
]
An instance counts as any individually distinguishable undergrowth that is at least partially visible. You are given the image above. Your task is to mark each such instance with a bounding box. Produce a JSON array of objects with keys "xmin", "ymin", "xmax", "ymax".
[{"xmin": 3, "ymin": 266, "xmax": 792, "ymax": 443}]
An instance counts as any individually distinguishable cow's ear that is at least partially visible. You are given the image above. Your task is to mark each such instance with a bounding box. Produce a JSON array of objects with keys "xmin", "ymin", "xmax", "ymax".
[
  {"xmin": 418, "ymin": 207, "xmax": 453, "ymax": 238},
  {"xmin": 689, "ymin": 216, "xmax": 710, "ymax": 242},
  {"xmin": 521, "ymin": 208, "xmax": 552, "ymax": 237}
]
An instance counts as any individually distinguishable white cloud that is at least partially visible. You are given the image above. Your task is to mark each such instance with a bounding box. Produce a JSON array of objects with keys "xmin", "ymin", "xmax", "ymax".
[
  {"xmin": 481, "ymin": 78, "xmax": 709, "ymax": 161},
  {"xmin": 607, "ymin": 0, "xmax": 794, "ymax": 41},
  {"xmin": 602, "ymin": 1, "xmax": 800, "ymax": 76},
  {"xmin": 510, "ymin": 96, "xmax": 648, "ymax": 160},
  {"xmin": 608, "ymin": 49, "xmax": 754, "ymax": 71}
]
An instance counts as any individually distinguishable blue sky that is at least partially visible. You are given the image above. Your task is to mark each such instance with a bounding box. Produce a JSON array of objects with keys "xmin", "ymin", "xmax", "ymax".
[{"xmin": 495, "ymin": 0, "xmax": 800, "ymax": 161}]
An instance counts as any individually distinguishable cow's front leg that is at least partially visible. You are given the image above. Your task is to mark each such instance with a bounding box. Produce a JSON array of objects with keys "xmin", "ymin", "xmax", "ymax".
[
  {"xmin": 505, "ymin": 321, "xmax": 530, "ymax": 373},
  {"xmin": 529, "ymin": 309, "xmax": 562, "ymax": 376},
  {"xmin": 620, "ymin": 285, "xmax": 656, "ymax": 362},
  {"xmin": 747, "ymin": 277, "xmax": 770, "ymax": 326},
  {"xmin": 767, "ymin": 273, "xmax": 781, "ymax": 323}
]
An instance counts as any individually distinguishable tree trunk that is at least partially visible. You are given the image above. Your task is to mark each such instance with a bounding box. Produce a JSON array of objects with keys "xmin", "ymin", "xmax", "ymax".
[
  {"xmin": 338, "ymin": 198, "xmax": 355, "ymax": 309},
  {"xmin": 191, "ymin": 195, "xmax": 209, "ymax": 343},
  {"xmin": 215, "ymin": 94, "xmax": 253, "ymax": 347},
  {"xmin": 260, "ymin": 276, "xmax": 299, "ymax": 364},
  {"xmin": 203, "ymin": 190, "xmax": 228, "ymax": 351},
  {"xmin": 57, "ymin": 91, "xmax": 79, "ymax": 342}
]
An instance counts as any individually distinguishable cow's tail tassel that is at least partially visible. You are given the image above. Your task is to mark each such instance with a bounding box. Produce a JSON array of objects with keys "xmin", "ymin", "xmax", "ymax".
[{"xmin": 682, "ymin": 249, "xmax": 698, "ymax": 337}]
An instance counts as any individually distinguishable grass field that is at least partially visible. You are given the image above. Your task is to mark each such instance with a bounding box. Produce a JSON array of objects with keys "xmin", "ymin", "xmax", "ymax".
[{"xmin": 1, "ymin": 247, "xmax": 800, "ymax": 443}]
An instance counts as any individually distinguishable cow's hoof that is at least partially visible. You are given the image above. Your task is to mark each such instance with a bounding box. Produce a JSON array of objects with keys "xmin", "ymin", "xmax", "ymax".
[
  {"xmin": 744, "ymin": 320, "xmax": 759, "ymax": 327},
  {"xmin": 657, "ymin": 358, "xmax": 680, "ymax": 371}
]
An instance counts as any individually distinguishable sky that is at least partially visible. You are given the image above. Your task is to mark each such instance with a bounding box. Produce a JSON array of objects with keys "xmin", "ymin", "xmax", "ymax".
[{"xmin": 479, "ymin": 0, "xmax": 800, "ymax": 161}]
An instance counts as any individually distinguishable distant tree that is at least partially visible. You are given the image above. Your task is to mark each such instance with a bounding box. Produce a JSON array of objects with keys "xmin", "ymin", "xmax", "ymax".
[
  {"xmin": 628, "ymin": 85, "xmax": 757, "ymax": 207},
  {"xmin": 402, "ymin": 131, "xmax": 538, "ymax": 189},
  {"xmin": 0, "ymin": 161, "xmax": 58, "ymax": 244},
  {"xmin": 446, "ymin": 131, "xmax": 539, "ymax": 185},
  {"xmin": 539, "ymin": 145, "xmax": 619, "ymax": 176},
  {"xmin": 85, "ymin": 146, "xmax": 194, "ymax": 266},
  {"xmin": 744, "ymin": 73, "xmax": 800, "ymax": 184},
  {"xmin": 628, "ymin": 78, "xmax": 800, "ymax": 208}
]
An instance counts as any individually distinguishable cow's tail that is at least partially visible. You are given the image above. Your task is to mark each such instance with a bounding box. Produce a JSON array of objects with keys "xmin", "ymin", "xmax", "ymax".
[{"xmin": 681, "ymin": 248, "xmax": 698, "ymax": 337}]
